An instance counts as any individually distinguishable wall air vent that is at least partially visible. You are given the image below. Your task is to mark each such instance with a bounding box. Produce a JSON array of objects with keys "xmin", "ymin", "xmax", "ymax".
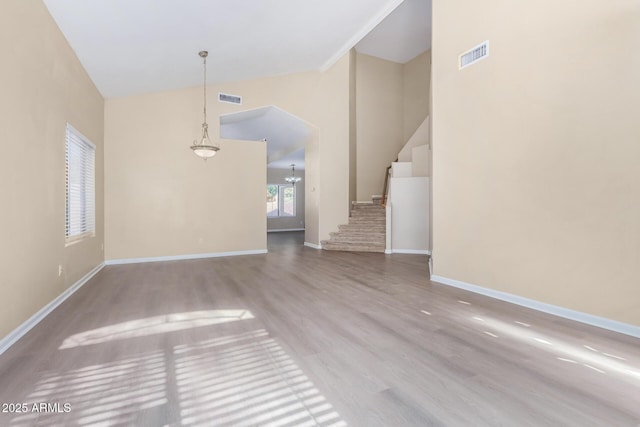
[
  {"xmin": 459, "ymin": 41, "xmax": 489, "ymax": 69},
  {"xmin": 218, "ymin": 92, "xmax": 242, "ymax": 105}
]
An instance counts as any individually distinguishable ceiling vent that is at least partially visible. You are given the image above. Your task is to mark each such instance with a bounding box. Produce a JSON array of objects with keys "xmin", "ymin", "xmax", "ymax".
[
  {"xmin": 459, "ymin": 41, "xmax": 489, "ymax": 69},
  {"xmin": 218, "ymin": 92, "xmax": 242, "ymax": 105}
]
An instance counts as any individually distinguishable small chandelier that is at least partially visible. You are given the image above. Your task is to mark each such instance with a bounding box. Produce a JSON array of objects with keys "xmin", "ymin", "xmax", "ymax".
[
  {"xmin": 285, "ymin": 164, "xmax": 301, "ymax": 185},
  {"xmin": 190, "ymin": 51, "xmax": 220, "ymax": 160}
]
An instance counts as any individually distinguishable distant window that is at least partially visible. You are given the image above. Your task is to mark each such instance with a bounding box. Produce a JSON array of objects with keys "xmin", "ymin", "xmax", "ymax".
[
  {"xmin": 266, "ymin": 184, "xmax": 295, "ymax": 217},
  {"xmin": 65, "ymin": 124, "xmax": 95, "ymax": 243},
  {"xmin": 267, "ymin": 185, "xmax": 278, "ymax": 217}
]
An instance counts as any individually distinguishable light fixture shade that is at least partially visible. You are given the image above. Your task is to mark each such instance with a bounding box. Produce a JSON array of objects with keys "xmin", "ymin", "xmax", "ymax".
[
  {"xmin": 192, "ymin": 147, "xmax": 218, "ymax": 158},
  {"xmin": 190, "ymin": 123, "xmax": 219, "ymax": 158}
]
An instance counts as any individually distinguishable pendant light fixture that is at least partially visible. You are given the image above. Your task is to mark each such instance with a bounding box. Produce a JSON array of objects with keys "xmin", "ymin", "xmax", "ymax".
[
  {"xmin": 285, "ymin": 164, "xmax": 301, "ymax": 185},
  {"xmin": 190, "ymin": 51, "xmax": 220, "ymax": 160}
]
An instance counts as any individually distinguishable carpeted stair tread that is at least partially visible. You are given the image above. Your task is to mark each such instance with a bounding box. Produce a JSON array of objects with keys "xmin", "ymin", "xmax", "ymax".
[
  {"xmin": 320, "ymin": 241, "xmax": 385, "ymax": 253},
  {"xmin": 322, "ymin": 196, "xmax": 387, "ymax": 253}
]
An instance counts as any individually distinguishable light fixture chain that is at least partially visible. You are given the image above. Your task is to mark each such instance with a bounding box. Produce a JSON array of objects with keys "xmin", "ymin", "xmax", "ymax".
[{"xmin": 203, "ymin": 54, "xmax": 207, "ymax": 125}]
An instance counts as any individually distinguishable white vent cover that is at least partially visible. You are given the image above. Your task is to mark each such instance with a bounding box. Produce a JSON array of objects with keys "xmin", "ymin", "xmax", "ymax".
[
  {"xmin": 459, "ymin": 41, "xmax": 489, "ymax": 69},
  {"xmin": 218, "ymin": 92, "xmax": 242, "ymax": 105}
]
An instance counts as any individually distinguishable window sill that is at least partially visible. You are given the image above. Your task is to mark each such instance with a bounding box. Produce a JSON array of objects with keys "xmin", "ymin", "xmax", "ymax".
[{"xmin": 65, "ymin": 232, "xmax": 95, "ymax": 247}]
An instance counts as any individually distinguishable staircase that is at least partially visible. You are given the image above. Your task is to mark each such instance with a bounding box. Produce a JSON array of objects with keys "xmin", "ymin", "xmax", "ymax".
[
  {"xmin": 321, "ymin": 196, "xmax": 386, "ymax": 253},
  {"xmin": 322, "ymin": 117, "xmax": 430, "ymax": 254}
]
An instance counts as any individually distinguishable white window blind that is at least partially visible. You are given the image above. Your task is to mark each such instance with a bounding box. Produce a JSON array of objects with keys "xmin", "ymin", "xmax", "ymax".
[{"xmin": 65, "ymin": 124, "xmax": 95, "ymax": 242}]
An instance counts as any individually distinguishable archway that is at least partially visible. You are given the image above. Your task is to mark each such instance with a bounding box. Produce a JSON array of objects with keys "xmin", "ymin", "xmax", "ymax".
[{"xmin": 220, "ymin": 106, "xmax": 318, "ymax": 249}]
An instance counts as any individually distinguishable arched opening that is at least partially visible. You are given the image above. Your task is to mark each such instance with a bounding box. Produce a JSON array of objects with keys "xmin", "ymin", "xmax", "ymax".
[{"xmin": 220, "ymin": 106, "xmax": 317, "ymax": 251}]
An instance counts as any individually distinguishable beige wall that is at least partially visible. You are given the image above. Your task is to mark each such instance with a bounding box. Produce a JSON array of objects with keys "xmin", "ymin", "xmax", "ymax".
[
  {"xmin": 0, "ymin": 1, "xmax": 104, "ymax": 338},
  {"xmin": 314, "ymin": 56, "xmax": 351, "ymax": 242},
  {"xmin": 105, "ymin": 55, "xmax": 351, "ymax": 257},
  {"xmin": 349, "ymin": 50, "xmax": 358, "ymax": 205},
  {"xmin": 215, "ymin": 56, "xmax": 350, "ymax": 245},
  {"xmin": 432, "ymin": 0, "xmax": 640, "ymax": 325},
  {"xmin": 304, "ymin": 130, "xmax": 321, "ymax": 245},
  {"xmin": 267, "ymin": 168, "xmax": 306, "ymax": 231},
  {"xmin": 354, "ymin": 51, "xmax": 431, "ymax": 201},
  {"xmin": 355, "ymin": 53, "xmax": 404, "ymax": 201},
  {"xmin": 403, "ymin": 50, "xmax": 431, "ymax": 142},
  {"xmin": 105, "ymin": 90, "xmax": 266, "ymax": 260}
]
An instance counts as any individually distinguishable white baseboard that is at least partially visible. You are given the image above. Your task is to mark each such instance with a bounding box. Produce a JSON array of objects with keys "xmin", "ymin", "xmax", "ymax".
[
  {"xmin": 431, "ymin": 275, "xmax": 640, "ymax": 339},
  {"xmin": 385, "ymin": 249, "xmax": 392, "ymax": 254},
  {"xmin": 388, "ymin": 249, "xmax": 431, "ymax": 255},
  {"xmin": 0, "ymin": 262, "xmax": 105, "ymax": 356},
  {"xmin": 105, "ymin": 249, "xmax": 268, "ymax": 265},
  {"xmin": 304, "ymin": 242, "xmax": 322, "ymax": 250},
  {"xmin": 267, "ymin": 228, "xmax": 305, "ymax": 233}
]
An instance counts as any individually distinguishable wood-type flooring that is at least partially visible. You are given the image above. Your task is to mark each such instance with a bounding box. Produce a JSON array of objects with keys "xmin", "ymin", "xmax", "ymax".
[{"xmin": 0, "ymin": 232, "xmax": 638, "ymax": 426}]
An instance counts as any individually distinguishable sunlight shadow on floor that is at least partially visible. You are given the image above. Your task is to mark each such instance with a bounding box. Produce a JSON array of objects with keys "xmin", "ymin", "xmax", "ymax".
[
  {"xmin": 59, "ymin": 310, "xmax": 254, "ymax": 349},
  {"xmin": 175, "ymin": 329, "xmax": 346, "ymax": 426},
  {"xmin": 12, "ymin": 315, "xmax": 346, "ymax": 426},
  {"xmin": 10, "ymin": 352, "xmax": 168, "ymax": 426}
]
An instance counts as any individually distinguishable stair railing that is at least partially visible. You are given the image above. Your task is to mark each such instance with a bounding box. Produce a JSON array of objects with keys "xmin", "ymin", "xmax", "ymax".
[{"xmin": 381, "ymin": 159, "xmax": 397, "ymax": 207}]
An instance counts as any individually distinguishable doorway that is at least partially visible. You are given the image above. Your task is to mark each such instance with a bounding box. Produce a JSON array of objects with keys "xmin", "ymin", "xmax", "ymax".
[{"xmin": 220, "ymin": 106, "xmax": 313, "ymax": 250}]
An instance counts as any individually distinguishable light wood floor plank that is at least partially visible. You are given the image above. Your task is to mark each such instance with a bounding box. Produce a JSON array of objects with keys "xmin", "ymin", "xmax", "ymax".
[{"xmin": 0, "ymin": 231, "xmax": 638, "ymax": 426}]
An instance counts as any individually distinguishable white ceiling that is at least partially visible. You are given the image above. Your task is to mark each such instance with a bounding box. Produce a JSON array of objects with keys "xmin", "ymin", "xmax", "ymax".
[
  {"xmin": 268, "ymin": 148, "xmax": 305, "ymax": 170},
  {"xmin": 43, "ymin": 0, "xmax": 408, "ymax": 98},
  {"xmin": 356, "ymin": 0, "xmax": 432, "ymax": 64},
  {"xmin": 220, "ymin": 106, "xmax": 310, "ymax": 168},
  {"xmin": 43, "ymin": 0, "xmax": 431, "ymax": 168}
]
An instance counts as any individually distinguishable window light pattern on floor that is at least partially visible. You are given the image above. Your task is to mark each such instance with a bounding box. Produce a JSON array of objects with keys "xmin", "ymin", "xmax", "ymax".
[
  {"xmin": 10, "ymin": 315, "xmax": 345, "ymax": 427},
  {"xmin": 175, "ymin": 329, "xmax": 345, "ymax": 427},
  {"xmin": 59, "ymin": 310, "xmax": 254, "ymax": 349},
  {"xmin": 10, "ymin": 352, "xmax": 168, "ymax": 426}
]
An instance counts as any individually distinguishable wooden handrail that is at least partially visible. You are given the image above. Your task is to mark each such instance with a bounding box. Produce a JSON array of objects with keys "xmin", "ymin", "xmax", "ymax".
[{"xmin": 381, "ymin": 164, "xmax": 393, "ymax": 207}]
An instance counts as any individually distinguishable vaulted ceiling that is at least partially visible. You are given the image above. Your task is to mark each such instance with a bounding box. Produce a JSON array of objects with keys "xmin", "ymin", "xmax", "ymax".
[
  {"xmin": 43, "ymin": 0, "xmax": 431, "ymax": 168},
  {"xmin": 355, "ymin": 0, "xmax": 431, "ymax": 64},
  {"xmin": 43, "ymin": 0, "xmax": 431, "ymax": 99}
]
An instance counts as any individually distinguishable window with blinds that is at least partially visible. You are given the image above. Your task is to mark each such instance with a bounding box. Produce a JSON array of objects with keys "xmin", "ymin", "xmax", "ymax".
[{"xmin": 65, "ymin": 124, "xmax": 95, "ymax": 243}]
